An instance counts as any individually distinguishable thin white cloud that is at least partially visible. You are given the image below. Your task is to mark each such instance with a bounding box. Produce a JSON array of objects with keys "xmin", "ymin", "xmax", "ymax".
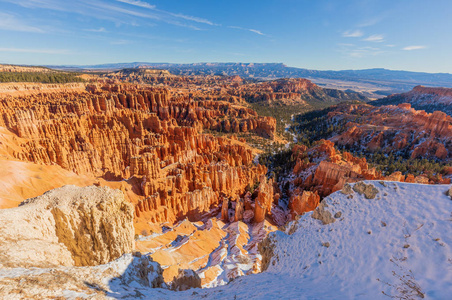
[
  {"xmin": 116, "ymin": 0, "xmax": 217, "ymax": 26},
  {"xmin": 249, "ymin": 29, "xmax": 264, "ymax": 36},
  {"xmin": 337, "ymin": 43, "xmax": 386, "ymax": 58},
  {"xmin": 2, "ymin": 0, "xmax": 66, "ymax": 11},
  {"xmin": 110, "ymin": 39, "xmax": 131, "ymax": 45},
  {"xmin": 358, "ymin": 19, "xmax": 379, "ymax": 28},
  {"xmin": 5, "ymin": 0, "xmax": 217, "ymax": 29},
  {"xmin": 348, "ymin": 49, "xmax": 385, "ymax": 58},
  {"xmin": 363, "ymin": 34, "xmax": 384, "ymax": 42},
  {"xmin": 403, "ymin": 45, "xmax": 426, "ymax": 51},
  {"xmin": 84, "ymin": 27, "xmax": 107, "ymax": 33},
  {"xmin": 169, "ymin": 13, "xmax": 217, "ymax": 26},
  {"xmin": 0, "ymin": 13, "xmax": 44, "ymax": 33},
  {"xmin": 358, "ymin": 15, "xmax": 387, "ymax": 28},
  {"xmin": 229, "ymin": 26, "xmax": 266, "ymax": 36},
  {"xmin": 116, "ymin": 0, "xmax": 155, "ymax": 9},
  {"xmin": 0, "ymin": 47, "xmax": 70, "ymax": 54},
  {"xmin": 88, "ymin": 2, "xmax": 156, "ymax": 19},
  {"xmin": 342, "ymin": 30, "xmax": 363, "ymax": 38}
]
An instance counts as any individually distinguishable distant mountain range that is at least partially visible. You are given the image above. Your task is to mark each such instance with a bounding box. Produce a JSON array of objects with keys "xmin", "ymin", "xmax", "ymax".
[{"xmin": 48, "ymin": 62, "xmax": 452, "ymax": 95}]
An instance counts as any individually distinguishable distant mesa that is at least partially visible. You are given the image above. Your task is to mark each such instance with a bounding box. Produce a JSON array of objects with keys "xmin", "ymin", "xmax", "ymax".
[{"xmin": 373, "ymin": 85, "xmax": 452, "ymax": 116}]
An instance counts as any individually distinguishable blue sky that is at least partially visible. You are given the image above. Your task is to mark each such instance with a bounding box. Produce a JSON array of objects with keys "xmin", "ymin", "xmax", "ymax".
[{"xmin": 0, "ymin": 0, "xmax": 451, "ymax": 73}]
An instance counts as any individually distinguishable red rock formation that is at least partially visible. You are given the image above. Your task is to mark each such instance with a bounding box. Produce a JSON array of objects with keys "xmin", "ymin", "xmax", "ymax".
[
  {"xmin": 253, "ymin": 176, "xmax": 275, "ymax": 223},
  {"xmin": 382, "ymin": 86, "xmax": 452, "ymax": 114},
  {"xmin": 286, "ymin": 138, "xmax": 448, "ymax": 218},
  {"xmin": 385, "ymin": 172, "xmax": 405, "ymax": 182},
  {"xmin": 221, "ymin": 197, "xmax": 229, "ymax": 222},
  {"xmin": 290, "ymin": 140, "xmax": 380, "ymax": 198},
  {"xmin": 289, "ymin": 190, "xmax": 320, "ymax": 216},
  {"xmin": 234, "ymin": 198, "xmax": 244, "ymax": 222},
  {"xmin": 233, "ymin": 78, "xmax": 316, "ymax": 105},
  {"xmin": 0, "ymin": 84, "xmax": 275, "ymax": 224},
  {"xmin": 411, "ymin": 85, "xmax": 452, "ymax": 98},
  {"xmin": 328, "ymin": 103, "xmax": 452, "ymax": 160},
  {"xmin": 102, "ymin": 72, "xmax": 362, "ymax": 108}
]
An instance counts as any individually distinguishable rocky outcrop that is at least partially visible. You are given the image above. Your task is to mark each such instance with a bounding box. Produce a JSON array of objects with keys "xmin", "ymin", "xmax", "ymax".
[
  {"xmin": 289, "ymin": 190, "xmax": 320, "ymax": 216},
  {"xmin": 170, "ymin": 269, "xmax": 202, "ymax": 291},
  {"xmin": 122, "ymin": 252, "xmax": 166, "ymax": 288},
  {"xmin": 0, "ymin": 64, "xmax": 55, "ymax": 73},
  {"xmin": 352, "ymin": 182, "xmax": 379, "ymax": 199},
  {"xmin": 221, "ymin": 196, "xmax": 230, "ymax": 222},
  {"xmin": 0, "ymin": 253, "xmax": 166, "ymax": 299},
  {"xmin": 311, "ymin": 202, "xmax": 335, "ymax": 225},
  {"xmin": 0, "ymin": 185, "xmax": 134, "ymax": 268},
  {"xmin": 286, "ymin": 140, "xmax": 379, "ymax": 218}
]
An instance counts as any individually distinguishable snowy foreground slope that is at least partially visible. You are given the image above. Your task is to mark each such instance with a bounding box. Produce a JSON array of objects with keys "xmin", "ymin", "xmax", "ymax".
[
  {"xmin": 2, "ymin": 181, "xmax": 450, "ymax": 299},
  {"xmin": 150, "ymin": 181, "xmax": 452, "ymax": 299}
]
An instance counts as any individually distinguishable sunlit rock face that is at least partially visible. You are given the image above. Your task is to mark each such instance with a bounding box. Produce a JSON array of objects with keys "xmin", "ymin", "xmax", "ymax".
[
  {"xmin": 0, "ymin": 185, "xmax": 134, "ymax": 268},
  {"xmin": 326, "ymin": 103, "xmax": 452, "ymax": 160},
  {"xmin": 375, "ymin": 85, "xmax": 452, "ymax": 116},
  {"xmin": 0, "ymin": 83, "xmax": 276, "ymax": 224}
]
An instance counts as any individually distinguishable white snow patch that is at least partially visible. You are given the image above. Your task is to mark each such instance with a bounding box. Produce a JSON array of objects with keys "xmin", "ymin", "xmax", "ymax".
[{"xmin": 181, "ymin": 181, "xmax": 452, "ymax": 299}]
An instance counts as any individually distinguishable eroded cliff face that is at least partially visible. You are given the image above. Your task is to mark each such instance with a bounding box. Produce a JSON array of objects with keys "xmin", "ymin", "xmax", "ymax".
[
  {"xmin": 101, "ymin": 72, "xmax": 366, "ymax": 107},
  {"xmin": 234, "ymin": 78, "xmax": 366, "ymax": 105},
  {"xmin": 328, "ymin": 103, "xmax": 452, "ymax": 160},
  {"xmin": 0, "ymin": 185, "xmax": 134, "ymax": 268},
  {"xmin": 374, "ymin": 85, "xmax": 452, "ymax": 116},
  {"xmin": 0, "ymin": 84, "xmax": 276, "ymax": 224}
]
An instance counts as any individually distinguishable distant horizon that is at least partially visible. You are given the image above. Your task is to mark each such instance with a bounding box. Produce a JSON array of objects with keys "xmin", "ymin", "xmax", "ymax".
[
  {"xmin": 1, "ymin": 0, "xmax": 451, "ymax": 73},
  {"xmin": 2, "ymin": 61, "xmax": 452, "ymax": 75}
]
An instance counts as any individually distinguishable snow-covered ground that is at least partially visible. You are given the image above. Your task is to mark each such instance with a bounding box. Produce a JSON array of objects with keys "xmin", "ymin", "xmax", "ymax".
[
  {"xmin": 2, "ymin": 181, "xmax": 451, "ymax": 299},
  {"xmin": 150, "ymin": 181, "xmax": 452, "ymax": 299},
  {"xmin": 284, "ymin": 114, "xmax": 297, "ymax": 149}
]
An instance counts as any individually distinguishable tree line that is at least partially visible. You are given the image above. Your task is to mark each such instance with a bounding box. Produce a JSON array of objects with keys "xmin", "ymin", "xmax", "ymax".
[{"xmin": 0, "ymin": 72, "xmax": 85, "ymax": 83}]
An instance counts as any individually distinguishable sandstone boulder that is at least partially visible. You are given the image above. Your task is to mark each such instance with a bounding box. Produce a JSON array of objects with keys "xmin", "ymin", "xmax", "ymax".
[
  {"xmin": 311, "ymin": 202, "xmax": 335, "ymax": 225},
  {"xmin": 170, "ymin": 269, "xmax": 202, "ymax": 291},
  {"xmin": 352, "ymin": 182, "xmax": 379, "ymax": 199},
  {"xmin": 0, "ymin": 185, "xmax": 134, "ymax": 268},
  {"xmin": 447, "ymin": 186, "xmax": 452, "ymax": 199},
  {"xmin": 121, "ymin": 252, "xmax": 166, "ymax": 288}
]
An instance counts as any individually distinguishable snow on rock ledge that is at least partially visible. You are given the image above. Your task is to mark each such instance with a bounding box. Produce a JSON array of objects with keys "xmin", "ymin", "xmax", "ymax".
[
  {"xmin": 1, "ymin": 181, "xmax": 451, "ymax": 299},
  {"xmin": 0, "ymin": 253, "xmax": 166, "ymax": 299},
  {"xmin": 188, "ymin": 181, "xmax": 452, "ymax": 299},
  {"xmin": 0, "ymin": 185, "xmax": 134, "ymax": 268}
]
